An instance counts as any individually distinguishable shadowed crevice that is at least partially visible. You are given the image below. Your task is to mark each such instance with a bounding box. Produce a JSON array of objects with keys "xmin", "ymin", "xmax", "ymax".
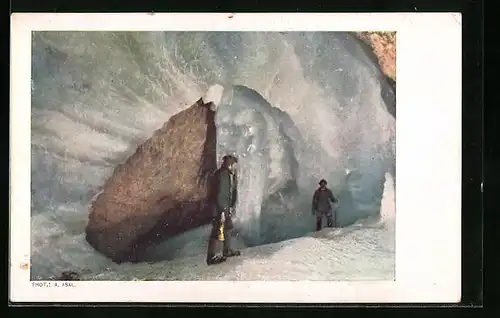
[{"xmin": 196, "ymin": 99, "xmax": 218, "ymax": 187}]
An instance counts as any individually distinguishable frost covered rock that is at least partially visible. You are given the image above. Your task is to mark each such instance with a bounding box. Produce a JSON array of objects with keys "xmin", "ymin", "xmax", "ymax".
[{"xmin": 85, "ymin": 98, "xmax": 218, "ymax": 263}]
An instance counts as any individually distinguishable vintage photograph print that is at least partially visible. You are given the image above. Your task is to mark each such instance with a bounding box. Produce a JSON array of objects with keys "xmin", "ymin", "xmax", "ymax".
[
  {"xmin": 10, "ymin": 13, "xmax": 461, "ymax": 303},
  {"xmin": 30, "ymin": 30, "xmax": 396, "ymax": 282}
]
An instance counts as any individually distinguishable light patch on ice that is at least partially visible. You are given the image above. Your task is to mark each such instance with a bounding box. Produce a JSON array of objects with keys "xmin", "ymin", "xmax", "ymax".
[
  {"xmin": 203, "ymin": 84, "xmax": 225, "ymax": 110},
  {"xmin": 379, "ymin": 172, "xmax": 396, "ymax": 225}
]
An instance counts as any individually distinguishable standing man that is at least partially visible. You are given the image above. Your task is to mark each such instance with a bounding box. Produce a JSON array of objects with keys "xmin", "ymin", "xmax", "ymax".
[
  {"xmin": 311, "ymin": 179, "xmax": 338, "ymax": 231},
  {"xmin": 206, "ymin": 154, "xmax": 241, "ymax": 266}
]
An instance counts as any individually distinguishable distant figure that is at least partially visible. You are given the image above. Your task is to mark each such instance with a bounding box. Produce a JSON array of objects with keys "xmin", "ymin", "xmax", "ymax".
[
  {"xmin": 312, "ymin": 179, "xmax": 338, "ymax": 231},
  {"xmin": 206, "ymin": 155, "xmax": 241, "ymax": 265}
]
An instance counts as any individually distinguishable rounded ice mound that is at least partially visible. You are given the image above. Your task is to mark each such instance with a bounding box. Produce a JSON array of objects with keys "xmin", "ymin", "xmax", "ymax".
[{"xmin": 214, "ymin": 85, "xmax": 310, "ymax": 246}]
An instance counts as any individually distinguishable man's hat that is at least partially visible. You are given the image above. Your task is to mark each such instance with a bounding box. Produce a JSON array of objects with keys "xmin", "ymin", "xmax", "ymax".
[
  {"xmin": 319, "ymin": 179, "xmax": 327, "ymax": 185},
  {"xmin": 222, "ymin": 154, "xmax": 238, "ymax": 164}
]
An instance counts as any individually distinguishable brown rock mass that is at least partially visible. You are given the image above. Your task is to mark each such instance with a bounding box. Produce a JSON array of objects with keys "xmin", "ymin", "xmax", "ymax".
[
  {"xmin": 85, "ymin": 98, "xmax": 218, "ymax": 263},
  {"xmin": 355, "ymin": 31, "xmax": 396, "ymax": 80},
  {"xmin": 354, "ymin": 31, "xmax": 396, "ymax": 118}
]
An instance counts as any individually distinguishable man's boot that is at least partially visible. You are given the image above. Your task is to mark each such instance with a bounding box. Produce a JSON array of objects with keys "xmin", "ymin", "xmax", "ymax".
[
  {"xmin": 327, "ymin": 216, "xmax": 334, "ymax": 228},
  {"xmin": 206, "ymin": 219, "xmax": 227, "ymax": 266},
  {"xmin": 316, "ymin": 217, "xmax": 322, "ymax": 231},
  {"xmin": 222, "ymin": 229, "xmax": 240, "ymax": 258},
  {"xmin": 206, "ymin": 238, "xmax": 227, "ymax": 265}
]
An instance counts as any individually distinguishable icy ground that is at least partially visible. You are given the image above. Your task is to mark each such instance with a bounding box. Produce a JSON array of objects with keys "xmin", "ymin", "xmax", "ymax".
[{"xmin": 82, "ymin": 222, "xmax": 394, "ymax": 281}]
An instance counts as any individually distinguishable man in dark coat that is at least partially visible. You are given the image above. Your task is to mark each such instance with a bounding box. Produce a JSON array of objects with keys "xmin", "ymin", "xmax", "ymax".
[
  {"xmin": 312, "ymin": 179, "xmax": 338, "ymax": 231},
  {"xmin": 206, "ymin": 154, "xmax": 241, "ymax": 265}
]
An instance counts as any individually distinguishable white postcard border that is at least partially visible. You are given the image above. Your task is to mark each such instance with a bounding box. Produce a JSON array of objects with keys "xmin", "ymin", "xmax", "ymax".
[{"xmin": 10, "ymin": 12, "xmax": 462, "ymax": 303}]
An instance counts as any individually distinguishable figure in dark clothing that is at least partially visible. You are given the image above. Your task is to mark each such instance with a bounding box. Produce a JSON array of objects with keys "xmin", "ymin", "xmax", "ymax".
[
  {"xmin": 206, "ymin": 155, "xmax": 241, "ymax": 265},
  {"xmin": 312, "ymin": 179, "xmax": 338, "ymax": 231}
]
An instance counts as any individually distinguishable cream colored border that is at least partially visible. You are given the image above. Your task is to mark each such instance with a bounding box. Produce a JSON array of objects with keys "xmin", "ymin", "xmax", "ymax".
[{"xmin": 10, "ymin": 12, "xmax": 462, "ymax": 303}]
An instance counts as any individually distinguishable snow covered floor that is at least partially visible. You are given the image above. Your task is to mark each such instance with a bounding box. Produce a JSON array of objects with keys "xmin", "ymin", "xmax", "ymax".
[{"xmin": 82, "ymin": 218, "xmax": 395, "ymax": 281}]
